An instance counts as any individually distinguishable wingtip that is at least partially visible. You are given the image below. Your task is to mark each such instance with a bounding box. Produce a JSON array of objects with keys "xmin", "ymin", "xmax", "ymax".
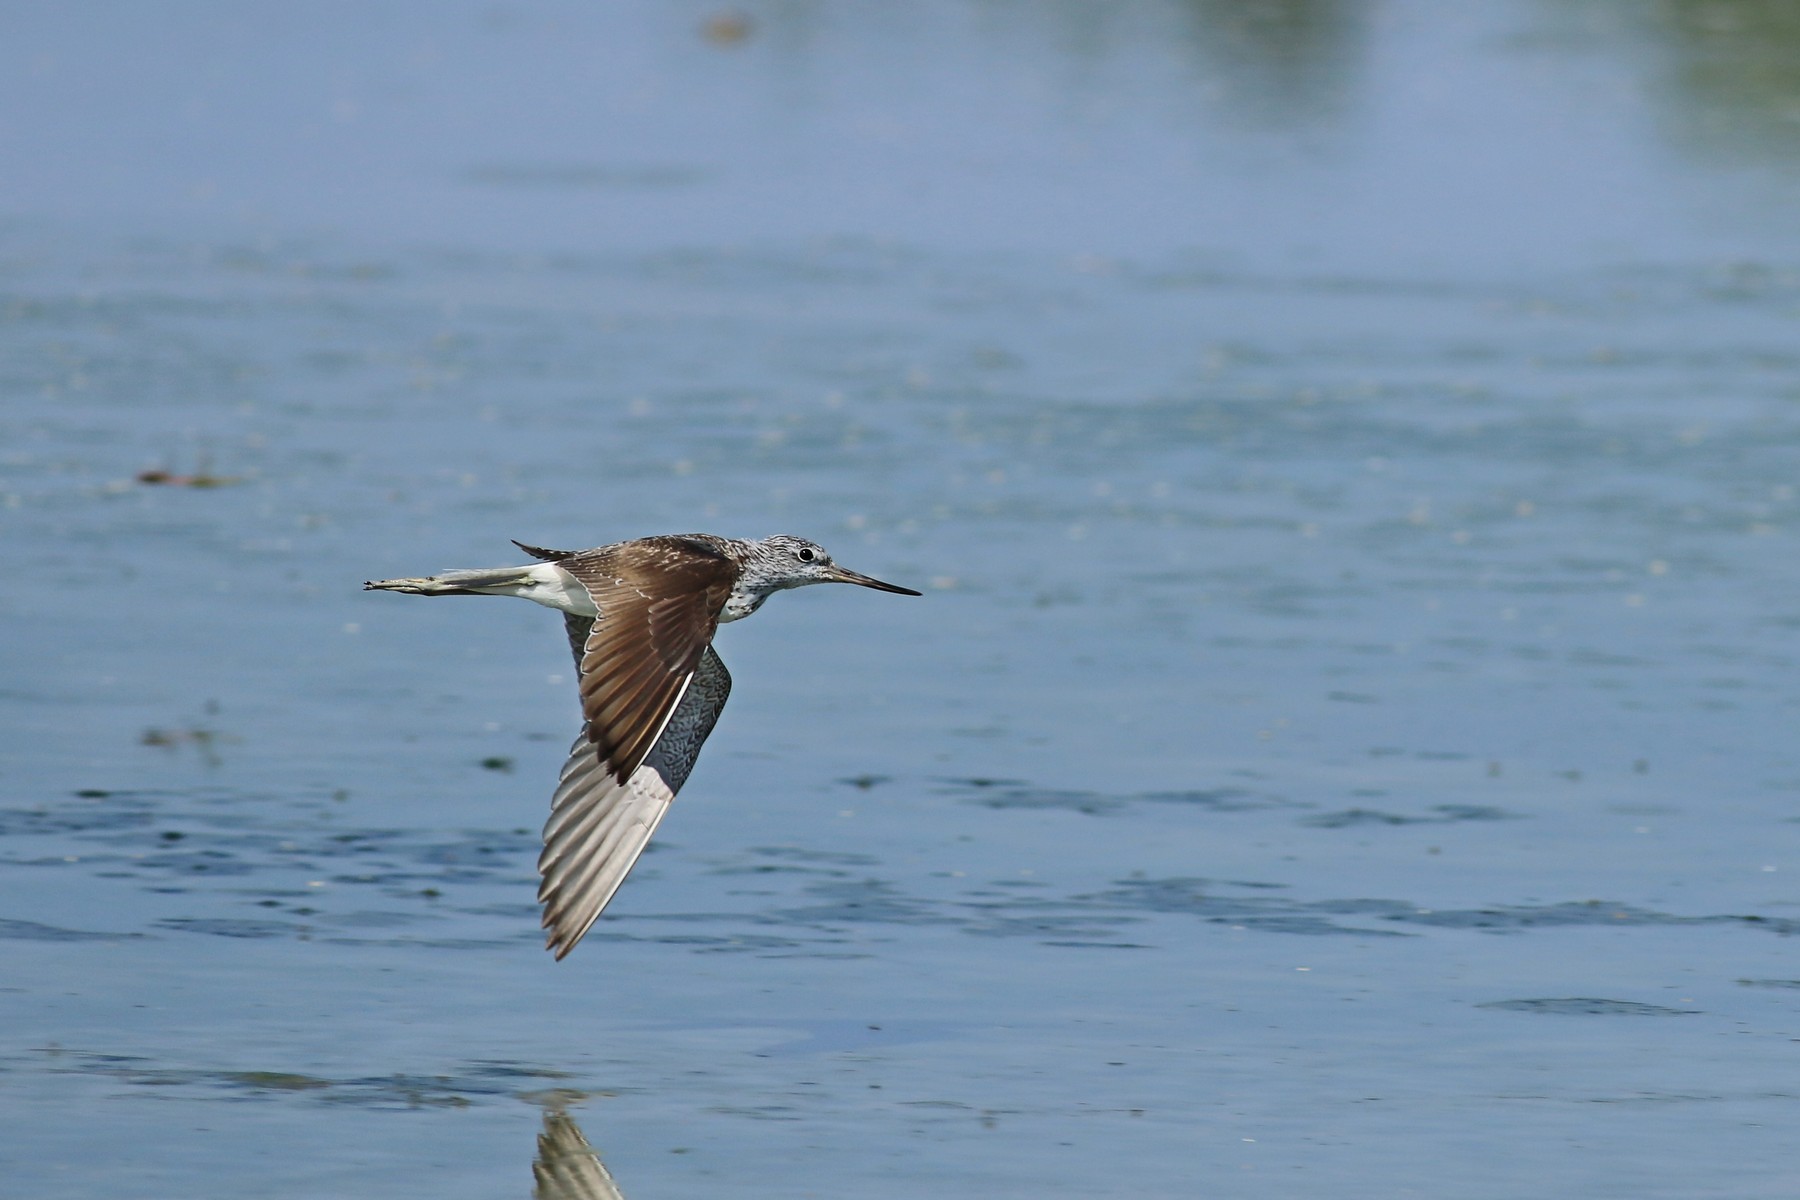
[{"xmin": 543, "ymin": 911, "xmax": 578, "ymax": 960}]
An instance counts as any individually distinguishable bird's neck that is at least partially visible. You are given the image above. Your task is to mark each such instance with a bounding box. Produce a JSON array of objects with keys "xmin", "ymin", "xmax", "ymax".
[{"xmin": 720, "ymin": 585, "xmax": 772, "ymax": 623}]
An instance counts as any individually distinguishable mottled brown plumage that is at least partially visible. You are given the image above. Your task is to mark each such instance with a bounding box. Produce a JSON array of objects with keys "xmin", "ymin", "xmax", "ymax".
[{"xmin": 560, "ymin": 537, "xmax": 739, "ymax": 785}]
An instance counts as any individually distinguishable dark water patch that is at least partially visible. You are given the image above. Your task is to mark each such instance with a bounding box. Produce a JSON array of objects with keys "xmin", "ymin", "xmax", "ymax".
[
  {"xmin": 942, "ymin": 776, "xmax": 1029, "ymax": 790},
  {"xmin": 13, "ymin": 777, "xmax": 1800, "ymax": 956},
  {"xmin": 712, "ymin": 862, "xmax": 856, "ymax": 878},
  {"xmin": 4, "ymin": 789, "xmax": 544, "ymax": 929},
  {"xmin": 603, "ymin": 875, "xmax": 1150, "ymax": 949},
  {"xmin": 0, "ymin": 918, "xmax": 141, "ymax": 942},
  {"xmin": 960, "ymin": 910, "xmax": 1147, "ymax": 942},
  {"xmin": 1245, "ymin": 915, "xmax": 1407, "ymax": 936},
  {"xmin": 31, "ymin": 1049, "xmax": 576, "ymax": 1109},
  {"xmin": 1089, "ymin": 879, "xmax": 1800, "ymax": 941},
  {"xmin": 960, "ymin": 788, "xmax": 1130, "ymax": 816},
  {"xmin": 746, "ymin": 846, "xmax": 880, "ymax": 868},
  {"xmin": 1140, "ymin": 789, "xmax": 1290, "ymax": 810},
  {"xmin": 1301, "ymin": 804, "xmax": 1519, "ymax": 828},
  {"xmin": 157, "ymin": 905, "xmax": 512, "ymax": 948},
  {"xmin": 320, "ymin": 909, "xmax": 427, "ymax": 929},
  {"xmin": 0, "ymin": 852, "xmax": 131, "ymax": 869},
  {"xmin": 0, "ymin": 795, "xmax": 160, "ymax": 836},
  {"xmin": 772, "ymin": 879, "xmax": 958, "ymax": 928},
  {"xmin": 316, "ymin": 935, "xmax": 523, "ymax": 951},
  {"xmin": 1478, "ymin": 998, "xmax": 1700, "ymax": 1016},
  {"xmin": 1386, "ymin": 901, "xmax": 1800, "ymax": 935},
  {"xmin": 754, "ymin": 872, "xmax": 1148, "ymax": 944},
  {"xmin": 1738, "ymin": 978, "xmax": 1800, "ymax": 989},
  {"xmin": 1090, "ymin": 876, "xmax": 1415, "ymax": 936},
  {"xmin": 443, "ymin": 901, "xmax": 539, "ymax": 919},
  {"xmin": 583, "ymin": 930, "xmax": 822, "ymax": 955},
  {"xmin": 1393, "ymin": 901, "xmax": 1690, "ymax": 931},
  {"xmin": 157, "ymin": 917, "xmax": 299, "ymax": 939},
  {"xmin": 411, "ymin": 830, "xmax": 542, "ymax": 869},
  {"xmin": 136, "ymin": 848, "xmax": 257, "ymax": 877},
  {"xmin": 1041, "ymin": 939, "xmax": 1151, "ymax": 949},
  {"xmin": 944, "ymin": 779, "xmax": 1288, "ymax": 815}
]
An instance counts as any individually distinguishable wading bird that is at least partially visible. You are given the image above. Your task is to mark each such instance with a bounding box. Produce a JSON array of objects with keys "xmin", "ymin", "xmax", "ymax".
[{"xmin": 366, "ymin": 533, "xmax": 920, "ymax": 958}]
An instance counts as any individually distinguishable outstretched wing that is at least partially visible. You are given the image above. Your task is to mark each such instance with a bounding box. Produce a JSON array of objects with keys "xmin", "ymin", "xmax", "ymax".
[
  {"xmin": 561, "ymin": 537, "xmax": 736, "ymax": 785},
  {"xmin": 538, "ymin": 647, "xmax": 732, "ymax": 958}
]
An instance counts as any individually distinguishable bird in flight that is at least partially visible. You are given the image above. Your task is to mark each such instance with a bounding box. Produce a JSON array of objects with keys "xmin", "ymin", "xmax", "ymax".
[{"xmin": 366, "ymin": 533, "xmax": 920, "ymax": 958}]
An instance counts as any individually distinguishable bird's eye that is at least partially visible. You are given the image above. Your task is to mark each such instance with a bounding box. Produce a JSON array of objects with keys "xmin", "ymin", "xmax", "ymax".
[{"xmin": 797, "ymin": 547, "xmax": 817, "ymax": 563}]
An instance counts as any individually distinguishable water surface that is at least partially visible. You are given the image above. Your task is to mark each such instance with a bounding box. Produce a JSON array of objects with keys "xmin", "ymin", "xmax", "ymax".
[{"xmin": 5, "ymin": 3, "xmax": 1800, "ymax": 1196}]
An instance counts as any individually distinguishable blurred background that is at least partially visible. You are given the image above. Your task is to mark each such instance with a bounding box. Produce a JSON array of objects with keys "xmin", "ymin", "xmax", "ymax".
[{"xmin": 4, "ymin": 2, "xmax": 1800, "ymax": 1197}]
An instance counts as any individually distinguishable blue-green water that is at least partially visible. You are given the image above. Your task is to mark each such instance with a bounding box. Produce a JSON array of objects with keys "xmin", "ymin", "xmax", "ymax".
[{"xmin": 6, "ymin": 3, "xmax": 1800, "ymax": 1196}]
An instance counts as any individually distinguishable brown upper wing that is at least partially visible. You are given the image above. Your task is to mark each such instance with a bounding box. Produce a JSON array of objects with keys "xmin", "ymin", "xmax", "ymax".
[{"xmin": 561, "ymin": 537, "xmax": 737, "ymax": 785}]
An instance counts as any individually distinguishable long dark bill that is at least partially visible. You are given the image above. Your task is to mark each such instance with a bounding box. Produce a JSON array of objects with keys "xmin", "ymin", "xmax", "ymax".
[{"xmin": 825, "ymin": 565, "xmax": 923, "ymax": 596}]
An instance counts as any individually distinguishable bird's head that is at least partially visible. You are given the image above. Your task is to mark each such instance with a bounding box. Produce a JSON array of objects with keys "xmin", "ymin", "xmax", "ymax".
[{"xmin": 747, "ymin": 535, "xmax": 923, "ymax": 596}]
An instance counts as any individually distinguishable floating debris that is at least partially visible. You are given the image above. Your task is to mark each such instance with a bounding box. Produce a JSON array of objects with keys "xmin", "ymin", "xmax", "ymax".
[
  {"xmin": 139, "ymin": 724, "xmax": 235, "ymax": 766},
  {"xmin": 135, "ymin": 456, "xmax": 244, "ymax": 488},
  {"xmin": 700, "ymin": 10, "xmax": 753, "ymax": 45}
]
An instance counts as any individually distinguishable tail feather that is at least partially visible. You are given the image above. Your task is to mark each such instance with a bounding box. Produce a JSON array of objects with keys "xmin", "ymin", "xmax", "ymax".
[
  {"xmin": 513, "ymin": 540, "xmax": 578, "ymax": 563},
  {"xmin": 364, "ymin": 565, "xmax": 538, "ymax": 595}
]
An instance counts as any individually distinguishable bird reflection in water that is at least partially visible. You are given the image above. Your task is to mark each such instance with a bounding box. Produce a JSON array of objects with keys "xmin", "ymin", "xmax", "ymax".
[{"xmin": 532, "ymin": 1109, "xmax": 625, "ymax": 1200}]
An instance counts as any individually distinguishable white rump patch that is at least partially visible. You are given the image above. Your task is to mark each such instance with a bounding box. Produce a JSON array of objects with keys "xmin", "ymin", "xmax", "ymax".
[{"xmin": 507, "ymin": 563, "xmax": 599, "ymax": 616}]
